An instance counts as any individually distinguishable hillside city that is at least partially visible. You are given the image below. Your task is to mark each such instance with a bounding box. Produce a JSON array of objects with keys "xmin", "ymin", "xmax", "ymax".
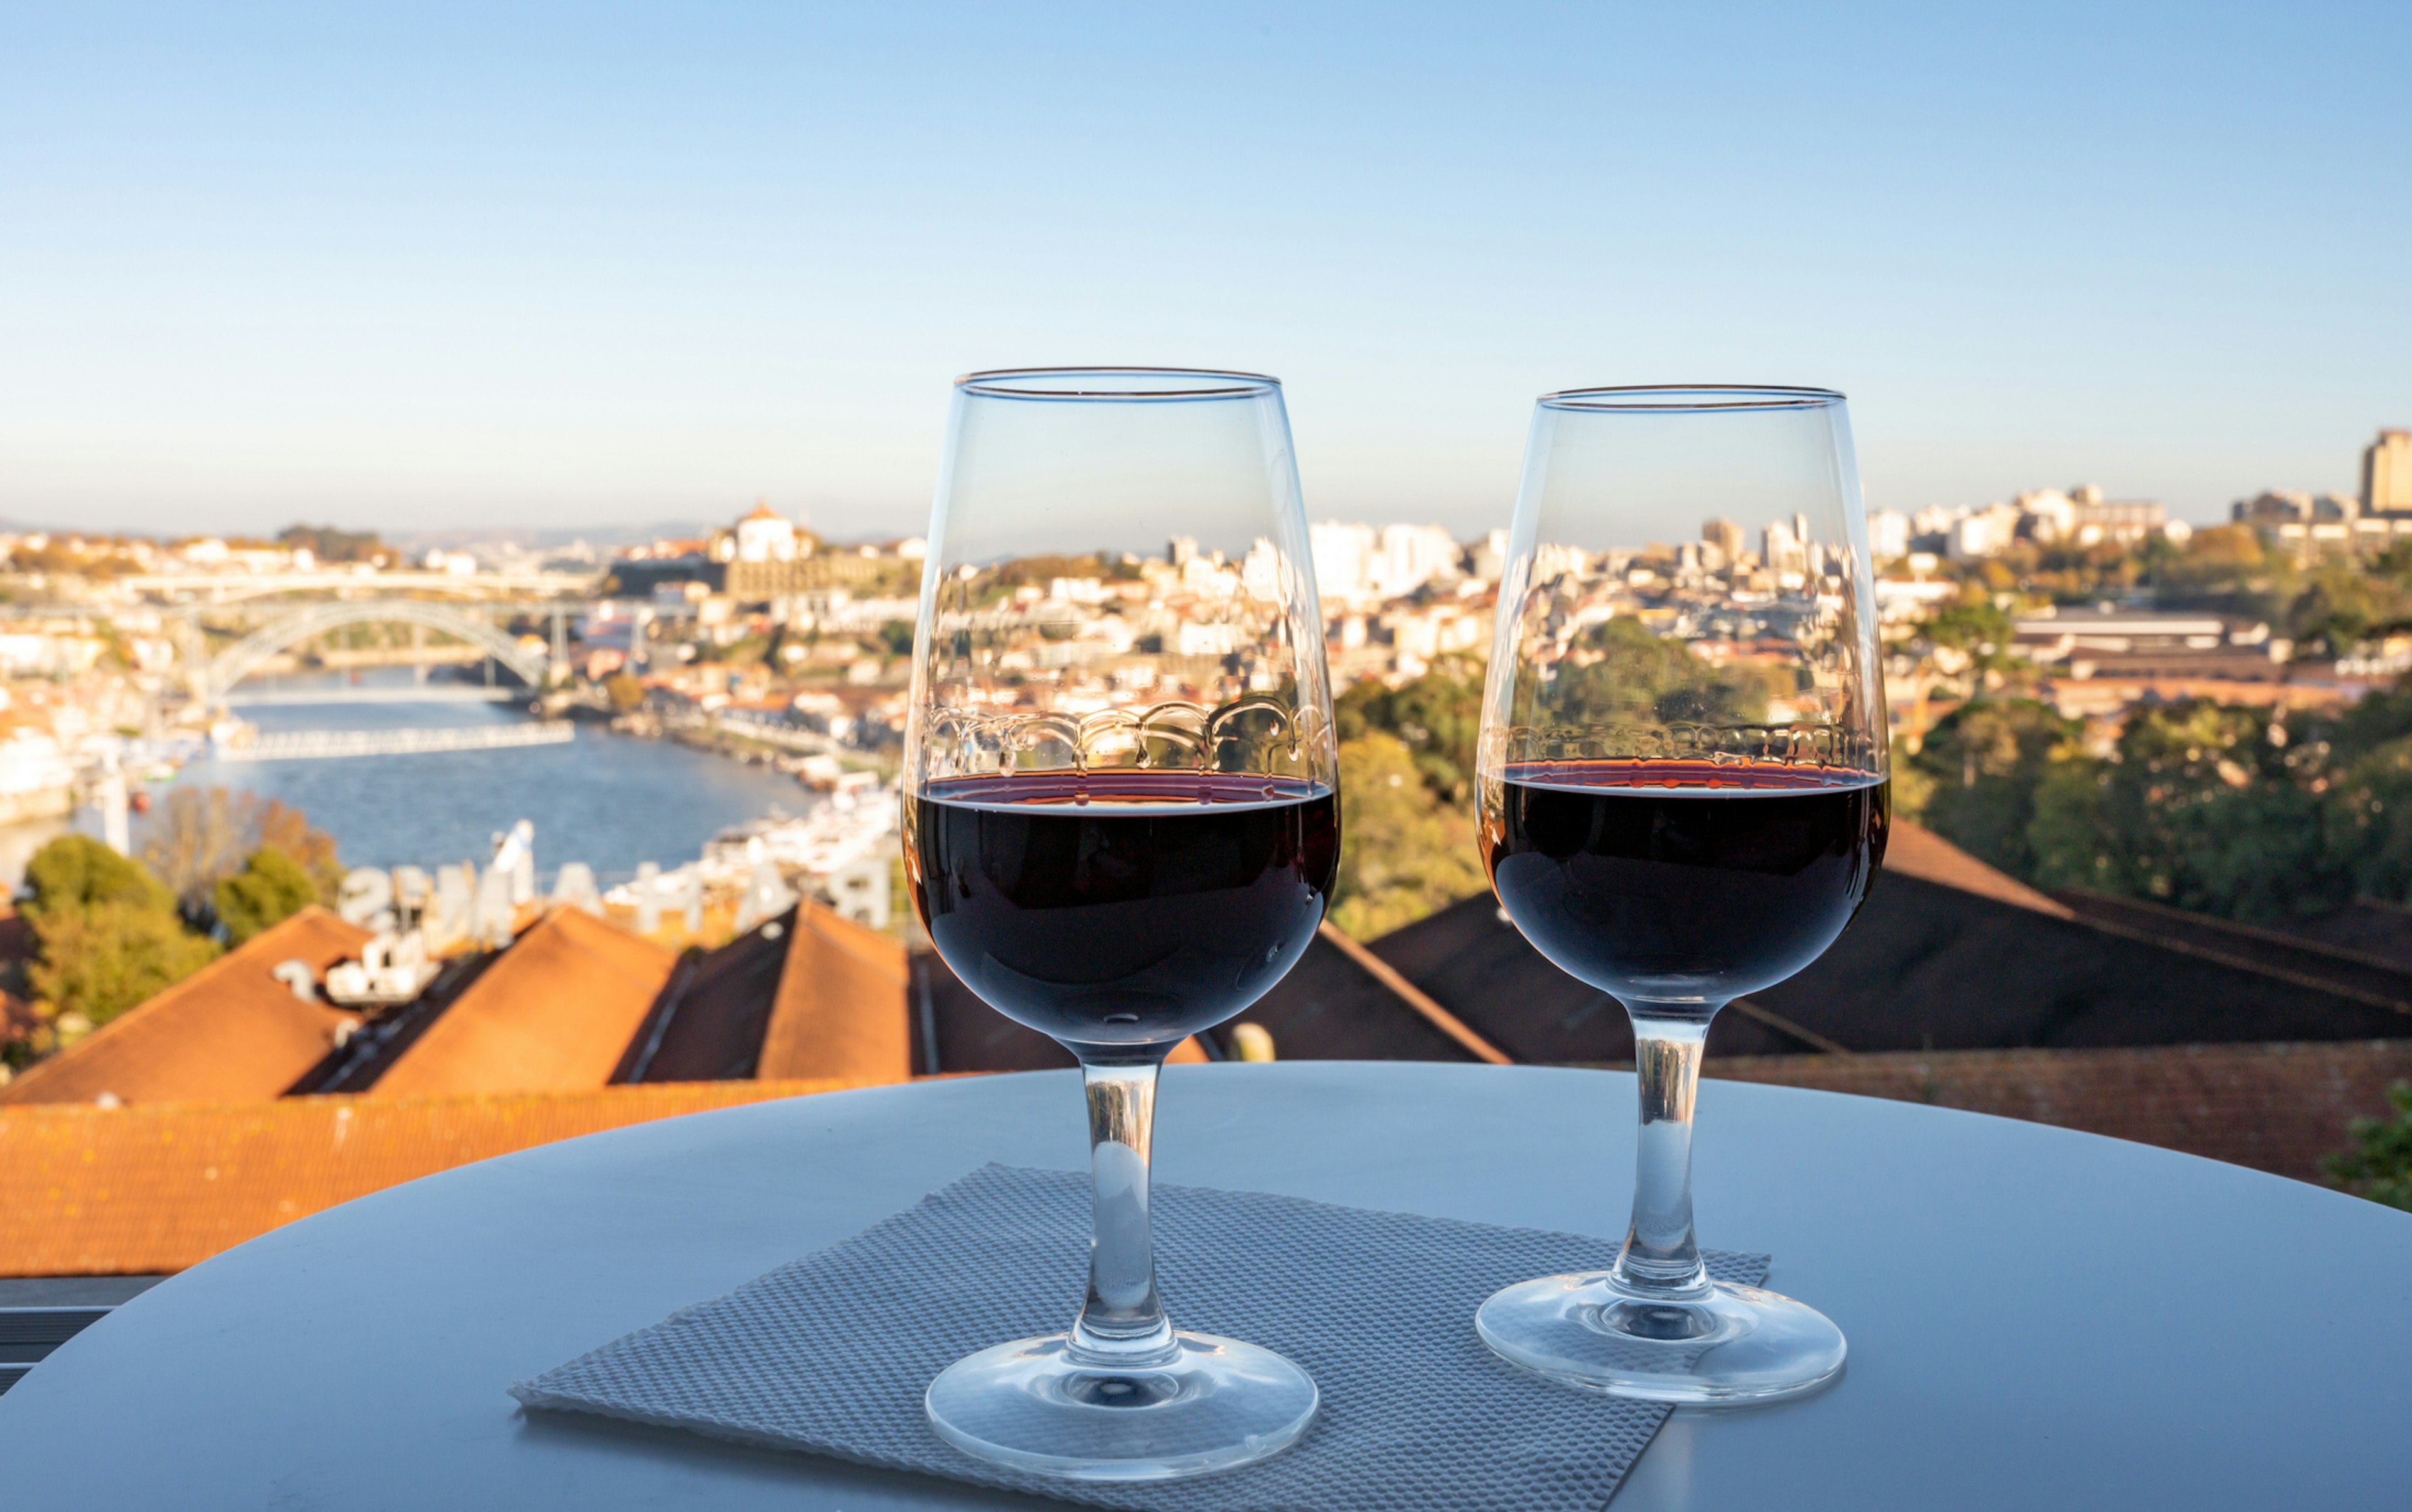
[{"xmin": 3, "ymin": 425, "xmax": 2412, "ymax": 1286}]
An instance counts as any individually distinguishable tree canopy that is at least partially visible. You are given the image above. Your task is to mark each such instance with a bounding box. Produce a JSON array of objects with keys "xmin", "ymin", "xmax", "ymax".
[
  {"xmin": 214, "ymin": 847, "xmax": 320, "ymax": 945},
  {"xmin": 24, "ymin": 834, "xmax": 177, "ymax": 918},
  {"xmin": 2327, "ymin": 1082, "xmax": 2412, "ymax": 1212},
  {"xmin": 1328, "ymin": 732, "xmax": 1489, "ymax": 939},
  {"xmin": 19, "ymin": 835, "xmax": 220, "ymax": 1032}
]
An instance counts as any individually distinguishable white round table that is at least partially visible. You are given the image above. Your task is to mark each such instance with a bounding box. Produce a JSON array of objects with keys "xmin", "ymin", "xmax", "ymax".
[{"xmin": 4, "ymin": 1063, "xmax": 2408, "ymax": 1508}]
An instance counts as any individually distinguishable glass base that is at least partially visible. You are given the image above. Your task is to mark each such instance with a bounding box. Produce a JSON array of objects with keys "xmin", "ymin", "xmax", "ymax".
[
  {"xmin": 1475, "ymin": 1270, "xmax": 1845, "ymax": 1405},
  {"xmin": 925, "ymin": 1330, "xmax": 1318, "ymax": 1482}
]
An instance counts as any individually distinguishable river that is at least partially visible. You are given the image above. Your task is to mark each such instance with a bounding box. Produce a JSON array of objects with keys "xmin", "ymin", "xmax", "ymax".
[{"xmin": 14, "ymin": 670, "xmax": 818, "ymax": 889}]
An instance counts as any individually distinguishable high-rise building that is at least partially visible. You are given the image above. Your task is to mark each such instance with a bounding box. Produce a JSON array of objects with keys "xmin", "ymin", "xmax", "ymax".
[
  {"xmin": 2365, "ymin": 429, "xmax": 2412, "ymax": 518},
  {"xmin": 1701, "ymin": 518, "xmax": 1746, "ymax": 562}
]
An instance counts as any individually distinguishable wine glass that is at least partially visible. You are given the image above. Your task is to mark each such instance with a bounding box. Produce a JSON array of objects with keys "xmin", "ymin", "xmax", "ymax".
[
  {"xmin": 903, "ymin": 367, "xmax": 1337, "ymax": 1479},
  {"xmin": 1472, "ymin": 385, "xmax": 1889, "ymax": 1403}
]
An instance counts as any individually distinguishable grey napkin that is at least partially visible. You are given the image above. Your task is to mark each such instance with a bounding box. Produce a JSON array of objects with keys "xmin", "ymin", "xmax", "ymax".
[{"xmin": 512, "ymin": 1163, "xmax": 1770, "ymax": 1512}]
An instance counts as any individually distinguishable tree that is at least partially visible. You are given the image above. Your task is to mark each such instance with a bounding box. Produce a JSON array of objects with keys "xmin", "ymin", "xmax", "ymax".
[
  {"xmin": 2325, "ymin": 1082, "xmax": 2412, "ymax": 1212},
  {"xmin": 141, "ymin": 787, "xmax": 341, "ymax": 917},
  {"xmin": 2026, "ymin": 700, "xmax": 2346, "ymax": 923},
  {"xmin": 1328, "ymin": 733, "xmax": 1489, "ymax": 938},
  {"xmin": 252, "ymin": 799, "xmax": 344, "ymax": 903},
  {"xmin": 1335, "ymin": 657, "xmax": 1486, "ymax": 805},
  {"xmin": 1534, "ymin": 616, "xmax": 1776, "ymax": 731},
  {"xmin": 276, "ymin": 523, "xmax": 384, "ymax": 564},
  {"xmin": 605, "ymin": 672, "xmax": 647, "ymax": 712},
  {"xmin": 24, "ymin": 834, "xmax": 176, "ymax": 918},
  {"xmin": 19, "ymin": 835, "xmax": 220, "ymax": 1029},
  {"xmin": 214, "ymin": 847, "xmax": 319, "ymax": 945},
  {"xmin": 28, "ymin": 904, "xmax": 222, "ymax": 1028},
  {"xmin": 1908, "ymin": 700, "xmax": 2077, "ymax": 879}
]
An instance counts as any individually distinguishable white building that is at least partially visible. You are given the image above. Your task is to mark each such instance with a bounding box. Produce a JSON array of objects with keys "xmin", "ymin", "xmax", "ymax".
[
  {"xmin": 1308, "ymin": 521, "xmax": 1375, "ymax": 598},
  {"xmin": 2014, "ymin": 489, "xmax": 2077, "ymax": 543},
  {"xmin": 1950, "ymin": 504, "xmax": 2022, "ymax": 560},
  {"xmin": 732, "ymin": 503, "xmax": 801, "ymax": 563},
  {"xmin": 1867, "ymin": 510, "xmax": 1911, "ymax": 561}
]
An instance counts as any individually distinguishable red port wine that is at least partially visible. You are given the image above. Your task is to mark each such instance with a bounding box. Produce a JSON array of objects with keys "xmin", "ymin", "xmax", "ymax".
[
  {"xmin": 1483, "ymin": 759, "xmax": 1888, "ymax": 1013},
  {"xmin": 908, "ymin": 770, "xmax": 1339, "ymax": 1058}
]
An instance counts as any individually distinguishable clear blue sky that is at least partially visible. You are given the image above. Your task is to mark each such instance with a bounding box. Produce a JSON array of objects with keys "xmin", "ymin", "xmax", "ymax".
[{"xmin": 4, "ymin": 2, "xmax": 2405, "ymax": 541}]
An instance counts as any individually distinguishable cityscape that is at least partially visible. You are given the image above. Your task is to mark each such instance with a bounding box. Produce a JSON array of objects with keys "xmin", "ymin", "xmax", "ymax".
[{"xmin": 5, "ymin": 1, "xmax": 2409, "ymax": 1500}]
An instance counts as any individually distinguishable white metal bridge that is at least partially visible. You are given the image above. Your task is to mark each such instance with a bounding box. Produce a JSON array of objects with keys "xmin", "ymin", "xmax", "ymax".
[{"xmin": 192, "ymin": 599, "xmax": 553, "ymax": 705}]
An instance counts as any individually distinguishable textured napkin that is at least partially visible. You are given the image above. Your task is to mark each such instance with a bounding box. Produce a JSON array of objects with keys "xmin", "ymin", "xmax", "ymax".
[{"xmin": 512, "ymin": 1163, "xmax": 1769, "ymax": 1512}]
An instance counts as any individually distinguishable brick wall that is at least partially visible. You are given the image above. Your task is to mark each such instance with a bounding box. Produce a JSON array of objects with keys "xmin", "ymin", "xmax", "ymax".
[{"xmin": 1710, "ymin": 1040, "xmax": 2412, "ymax": 1184}]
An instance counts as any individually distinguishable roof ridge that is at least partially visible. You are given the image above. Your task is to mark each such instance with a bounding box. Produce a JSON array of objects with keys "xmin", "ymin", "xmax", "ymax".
[
  {"xmin": 0, "ymin": 907, "xmax": 369, "ymax": 1104},
  {"xmin": 796, "ymin": 899, "xmax": 908, "ymax": 982},
  {"xmin": 2054, "ymin": 888, "xmax": 2412, "ymax": 979},
  {"xmin": 1315, "ymin": 922, "xmax": 1514, "ymax": 1065},
  {"xmin": 1883, "ymin": 821, "xmax": 2073, "ymax": 917}
]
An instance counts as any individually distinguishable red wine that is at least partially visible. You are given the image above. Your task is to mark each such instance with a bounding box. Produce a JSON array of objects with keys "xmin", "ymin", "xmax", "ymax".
[
  {"xmin": 907, "ymin": 770, "xmax": 1339, "ymax": 1059},
  {"xmin": 1483, "ymin": 759, "xmax": 1887, "ymax": 1014}
]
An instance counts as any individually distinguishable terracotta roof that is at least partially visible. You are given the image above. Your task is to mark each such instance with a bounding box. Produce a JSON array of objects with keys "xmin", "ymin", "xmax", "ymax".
[
  {"xmin": 758, "ymin": 901, "xmax": 913, "ymax": 1082},
  {"xmin": 0, "ymin": 1081, "xmax": 869, "ymax": 1276},
  {"xmin": 1884, "ymin": 820, "xmax": 2072, "ymax": 916},
  {"xmin": 364, "ymin": 908, "xmax": 677, "ymax": 1097},
  {"xmin": 741, "ymin": 502, "xmax": 784, "ymax": 521},
  {"xmin": 1711, "ymin": 1039, "xmax": 2412, "ymax": 1184},
  {"xmin": 0, "ymin": 909, "xmax": 371, "ymax": 1107}
]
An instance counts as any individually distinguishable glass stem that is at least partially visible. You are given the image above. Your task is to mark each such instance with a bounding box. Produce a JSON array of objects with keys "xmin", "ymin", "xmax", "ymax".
[
  {"xmin": 1070, "ymin": 1058, "xmax": 1178, "ymax": 1364},
  {"xmin": 1611, "ymin": 1011, "xmax": 1715, "ymax": 1298}
]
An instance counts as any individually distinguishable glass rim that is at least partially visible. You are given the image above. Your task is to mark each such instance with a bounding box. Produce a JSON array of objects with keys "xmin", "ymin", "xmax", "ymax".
[
  {"xmin": 955, "ymin": 366, "xmax": 1281, "ymax": 401},
  {"xmin": 1538, "ymin": 383, "xmax": 1845, "ymax": 413}
]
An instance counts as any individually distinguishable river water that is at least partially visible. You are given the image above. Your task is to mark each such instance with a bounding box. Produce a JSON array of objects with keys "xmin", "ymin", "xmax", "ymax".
[{"xmin": 116, "ymin": 671, "xmax": 815, "ymax": 887}]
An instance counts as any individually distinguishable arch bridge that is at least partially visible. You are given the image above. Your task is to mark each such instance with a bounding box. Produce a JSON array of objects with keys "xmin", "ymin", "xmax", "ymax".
[{"xmin": 193, "ymin": 599, "xmax": 553, "ymax": 704}]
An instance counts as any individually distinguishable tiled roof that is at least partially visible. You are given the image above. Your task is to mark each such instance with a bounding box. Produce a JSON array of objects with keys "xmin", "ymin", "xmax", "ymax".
[
  {"xmin": 626, "ymin": 901, "xmax": 920, "ymax": 1085},
  {"xmin": 1884, "ymin": 820, "xmax": 2072, "ymax": 916},
  {"xmin": 2055, "ymin": 889, "xmax": 2412, "ymax": 1014},
  {"xmin": 1222, "ymin": 925, "xmax": 1506, "ymax": 1063},
  {"xmin": 364, "ymin": 907, "xmax": 677, "ymax": 1097},
  {"xmin": 1369, "ymin": 829, "xmax": 2412, "ymax": 1062},
  {"xmin": 0, "ymin": 909, "xmax": 371, "ymax": 1107},
  {"xmin": 0, "ymin": 1081, "xmax": 870, "ymax": 1277},
  {"xmin": 1711, "ymin": 1039, "xmax": 2412, "ymax": 1184},
  {"xmin": 758, "ymin": 901, "xmax": 913, "ymax": 1082}
]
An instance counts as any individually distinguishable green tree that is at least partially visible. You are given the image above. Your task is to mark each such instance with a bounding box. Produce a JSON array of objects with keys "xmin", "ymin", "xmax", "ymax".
[
  {"xmin": 1534, "ymin": 616, "xmax": 1776, "ymax": 731},
  {"xmin": 2027, "ymin": 700, "xmax": 2345, "ymax": 922},
  {"xmin": 28, "ymin": 904, "xmax": 222, "ymax": 1027},
  {"xmin": 2146, "ymin": 523, "xmax": 2296, "ymax": 619},
  {"xmin": 1334, "ymin": 658, "xmax": 1486, "ymax": 805},
  {"xmin": 1908, "ymin": 700, "xmax": 2077, "ymax": 878},
  {"xmin": 19, "ymin": 835, "xmax": 221, "ymax": 1028},
  {"xmin": 24, "ymin": 834, "xmax": 176, "ymax": 918},
  {"xmin": 1329, "ymin": 733, "xmax": 1488, "ymax": 938},
  {"xmin": 2325, "ymin": 1082, "xmax": 2412, "ymax": 1212},
  {"xmin": 604, "ymin": 672, "xmax": 647, "ymax": 711},
  {"xmin": 214, "ymin": 847, "xmax": 319, "ymax": 945}
]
